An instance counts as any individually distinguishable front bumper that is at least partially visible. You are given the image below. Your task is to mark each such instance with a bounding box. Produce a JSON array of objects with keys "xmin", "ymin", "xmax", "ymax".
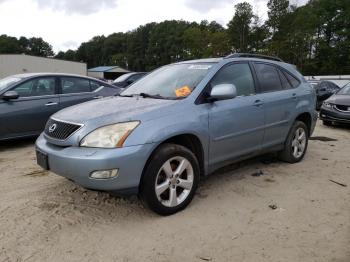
[
  {"xmin": 35, "ymin": 134, "xmax": 155, "ymax": 194},
  {"xmin": 320, "ymin": 107, "xmax": 350, "ymax": 124}
]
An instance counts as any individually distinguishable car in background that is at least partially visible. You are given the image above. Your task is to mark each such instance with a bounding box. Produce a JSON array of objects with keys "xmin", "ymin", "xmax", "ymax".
[
  {"xmin": 313, "ymin": 81, "xmax": 340, "ymax": 110},
  {"xmin": 112, "ymin": 72, "xmax": 147, "ymax": 88},
  {"xmin": 320, "ymin": 82, "xmax": 350, "ymax": 126},
  {"xmin": 307, "ymin": 80, "xmax": 320, "ymax": 89},
  {"xmin": 0, "ymin": 73, "xmax": 122, "ymax": 141}
]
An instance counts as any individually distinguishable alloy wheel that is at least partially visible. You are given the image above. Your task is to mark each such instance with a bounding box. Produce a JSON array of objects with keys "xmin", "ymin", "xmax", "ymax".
[
  {"xmin": 155, "ymin": 156, "xmax": 194, "ymax": 208},
  {"xmin": 291, "ymin": 127, "xmax": 307, "ymax": 158}
]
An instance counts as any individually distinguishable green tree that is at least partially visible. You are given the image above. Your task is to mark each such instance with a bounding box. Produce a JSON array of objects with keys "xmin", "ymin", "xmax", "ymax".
[
  {"xmin": 26, "ymin": 37, "xmax": 54, "ymax": 57},
  {"xmin": 227, "ymin": 2, "xmax": 255, "ymax": 52},
  {"xmin": 0, "ymin": 35, "xmax": 22, "ymax": 53},
  {"xmin": 267, "ymin": 0, "xmax": 290, "ymax": 33}
]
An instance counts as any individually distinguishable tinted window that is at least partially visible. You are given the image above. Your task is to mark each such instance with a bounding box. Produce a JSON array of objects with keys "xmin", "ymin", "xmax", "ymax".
[
  {"xmin": 13, "ymin": 77, "xmax": 55, "ymax": 97},
  {"xmin": 90, "ymin": 81, "xmax": 103, "ymax": 91},
  {"xmin": 128, "ymin": 73, "xmax": 145, "ymax": 82},
  {"xmin": 278, "ymin": 70, "xmax": 292, "ymax": 89},
  {"xmin": 284, "ymin": 71, "xmax": 300, "ymax": 88},
  {"xmin": 61, "ymin": 77, "xmax": 90, "ymax": 94},
  {"xmin": 114, "ymin": 73, "xmax": 134, "ymax": 83},
  {"xmin": 254, "ymin": 63, "xmax": 282, "ymax": 92},
  {"xmin": 211, "ymin": 63, "xmax": 255, "ymax": 96}
]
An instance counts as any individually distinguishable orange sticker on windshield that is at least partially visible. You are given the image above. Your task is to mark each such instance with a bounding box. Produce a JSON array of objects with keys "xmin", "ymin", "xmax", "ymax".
[{"xmin": 175, "ymin": 86, "xmax": 191, "ymax": 97}]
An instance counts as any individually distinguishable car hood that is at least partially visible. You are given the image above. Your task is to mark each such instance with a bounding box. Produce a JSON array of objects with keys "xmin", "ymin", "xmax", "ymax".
[
  {"xmin": 52, "ymin": 96, "xmax": 180, "ymax": 124},
  {"xmin": 326, "ymin": 95, "xmax": 350, "ymax": 106}
]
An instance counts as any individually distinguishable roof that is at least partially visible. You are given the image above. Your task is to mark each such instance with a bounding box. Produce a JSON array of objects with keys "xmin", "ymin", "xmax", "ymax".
[
  {"xmin": 178, "ymin": 58, "xmax": 223, "ymax": 64},
  {"xmin": 11, "ymin": 73, "xmax": 108, "ymax": 83},
  {"xmin": 88, "ymin": 66, "xmax": 119, "ymax": 72},
  {"xmin": 88, "ymin": 66, "xmax": 130, "ymax": 73},
  {"xmin": 0, "ymin": 54, "xmax": 86, "ymax": 65}
]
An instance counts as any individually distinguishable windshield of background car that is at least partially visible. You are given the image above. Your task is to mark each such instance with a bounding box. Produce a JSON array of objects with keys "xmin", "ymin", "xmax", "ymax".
[
  {"xmin": 0, "ymin": 77, "xmax": 22, "ymax": 92},
  {"xmin": 337, "ymin": 83, "xmax": 350, "ymax": 95},
  {"xmin": 113, "ymin": 73, "xmax": 134, "ymax": 83},
  {"xmin": 121, "ymin": 63, "xmax": 214, "ymax": 99}
]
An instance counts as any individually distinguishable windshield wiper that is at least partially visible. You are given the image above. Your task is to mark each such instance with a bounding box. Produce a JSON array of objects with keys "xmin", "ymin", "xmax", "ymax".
[
  {"xmin": 118, "ymin": 93, "xmax": 183, "ymax": 100},
  {"xmin": 139, "ymin": 93, "xmax": 165, "ymax": 99},
  {"xmin": 118, "ymin": 94, "xmax": 133, "ymax": 97}
]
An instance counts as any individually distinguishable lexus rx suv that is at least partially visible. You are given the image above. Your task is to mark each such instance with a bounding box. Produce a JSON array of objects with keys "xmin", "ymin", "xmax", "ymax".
[{"xmin": 36, "ymin": 54, "xmax": 317, "ymax": 215}]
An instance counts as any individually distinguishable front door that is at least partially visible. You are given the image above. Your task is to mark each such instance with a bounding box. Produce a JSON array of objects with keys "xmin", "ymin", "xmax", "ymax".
[
  {"xmin": 208, "ymin": 63, "xmax": 265, "ymax": 168},
  {"xmin": 0, "ymin": 77, "xmax": 59, "ymax": 139}
]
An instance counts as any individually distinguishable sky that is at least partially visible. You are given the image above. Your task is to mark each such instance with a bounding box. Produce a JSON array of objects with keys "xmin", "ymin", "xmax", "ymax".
[{"xmin": 0, "ymin": 0, "xmax": 308, "ymax": 53}]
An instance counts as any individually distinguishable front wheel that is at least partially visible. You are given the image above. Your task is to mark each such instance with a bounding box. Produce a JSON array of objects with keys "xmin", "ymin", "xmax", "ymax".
[
  {"xmin": 279, "ymin": 121, "xmax": 309, "ymax": 163},
  {"xmin": 139, "ymin": 144, "xmax": 200, "ymax": 216}
]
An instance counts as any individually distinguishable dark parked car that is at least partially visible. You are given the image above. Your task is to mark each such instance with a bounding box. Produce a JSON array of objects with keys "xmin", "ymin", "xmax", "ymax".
[
  {"xmin": 320, "ymin": 83, "xmax": 350, "ymax": 126},
  {"xmin": 0, "ymin": 73, "xmax": 121, "ymax": 141},
  {"xmin": 313, "ymin": 81, "xmax": 340, "ymax": 110},
  {"xmin": 112, "ymin": 72, "xmax": 146, "ymax": 88}
]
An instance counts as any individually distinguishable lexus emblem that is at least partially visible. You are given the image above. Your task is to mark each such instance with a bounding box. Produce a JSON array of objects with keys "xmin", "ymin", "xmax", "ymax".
[{"xmin": 49, "ymin": 123, "xmax": 57, "ymax": 133}]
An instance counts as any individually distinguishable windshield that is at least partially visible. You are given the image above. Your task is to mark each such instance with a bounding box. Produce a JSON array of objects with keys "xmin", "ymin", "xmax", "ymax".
[
  {"xmin": 121, "ymin": 63, "xmax": 213, "ymax": 99},
  {"xmin": 113, "ymin": 73, "xmax": 134, "ymax": 83},
  {"xmin": 0, "ymin": 77, "xmax": 22, "ymax": 92},
  {"xmin": 337, "ymin": 83, "xmax": 350, "ymax": 95}
]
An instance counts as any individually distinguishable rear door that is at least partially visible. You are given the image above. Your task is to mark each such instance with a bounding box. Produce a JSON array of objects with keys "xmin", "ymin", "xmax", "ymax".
[
  {"xmin": 253, "ymin": 62, "xmax": 299, "ymax": 148},
  {"xmin": 0, "ymin": 76, "xmax": 59, "ymax": 139},
  {"xmin": 208, "ymin": 62, "xmax": 265, "ymax": 167},
  {"xmin": 58, "ymin": 77, "xmax": 100, "ymax": 109}
]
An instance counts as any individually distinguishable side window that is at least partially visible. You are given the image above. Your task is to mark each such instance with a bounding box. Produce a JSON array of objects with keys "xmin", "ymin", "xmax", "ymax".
[
  {"xmin": 278, "ymin": 69, "xmax": 292, "ymax": 89},
  {"xmin": 128, "ymin": 74, "xmax": 144, "ymax": 83},
  {"xmin": 283, "ymin": 71, "xmax": 300, "ymax": 88},
  {"xmin": 13, "ymin": 77, "xmax": 55, "ymax": 97},
  {"xmin": 90, "ymin": 81, "xmax": 103, "ymax": 91},
  {"xmin": 211, "ymin": 63, "xmax": 255, "ymax": 96},
  {"xmin": 254, "ymin": 63, "xmax": 282, "ymax": 92},
  {"xmin": 61, "ymin": 77, "xmax": 91, "ymax": 94}
]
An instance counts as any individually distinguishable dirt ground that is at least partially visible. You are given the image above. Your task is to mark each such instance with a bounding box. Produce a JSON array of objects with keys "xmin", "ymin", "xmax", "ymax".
[{"xmin": 0, "ymin": 122, "xmax": 349, "ymax": 262}]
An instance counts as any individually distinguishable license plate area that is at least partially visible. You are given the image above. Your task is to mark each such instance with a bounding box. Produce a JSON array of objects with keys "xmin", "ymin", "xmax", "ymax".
[{"xmin": 36, "ymin": 149, "xmax": 49, "ymax": 170}]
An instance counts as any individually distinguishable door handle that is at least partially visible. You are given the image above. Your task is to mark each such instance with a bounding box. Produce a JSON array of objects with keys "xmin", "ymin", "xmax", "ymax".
[
  {"xmin": 45, "ymin": 102, "xmax": 58, "ymax": 106},
  {"xmin": 292, "ymin": 93, "xmax": 297, "ymax": 100},
  {"xmin": 93, "ymin": 96, "xmax": 103, "ymax": 99},
  {"xmin": 253, "ymin": 100, "xmax": 264, "ymax": 107}
]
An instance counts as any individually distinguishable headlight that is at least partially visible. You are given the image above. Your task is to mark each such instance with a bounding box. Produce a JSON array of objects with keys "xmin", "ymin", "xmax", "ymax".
[
  {"xmin": 323, "ymin": 102, "xmax": 332, "ymax": 108},
  {"xmin": 80, "ymin": 121, "xmax": 140, "ymax": 148}
]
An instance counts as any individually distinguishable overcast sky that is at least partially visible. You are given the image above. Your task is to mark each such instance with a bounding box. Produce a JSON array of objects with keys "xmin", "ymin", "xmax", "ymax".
[{"xmin": 0, "ymin": 0, "xmax": 308, "ymax": 53}]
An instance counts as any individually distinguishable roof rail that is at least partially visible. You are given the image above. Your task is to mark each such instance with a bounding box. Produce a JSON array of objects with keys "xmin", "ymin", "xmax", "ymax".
[{"xmin": 225, "ymin": 53, "xmax": 284, "ymax": 62}]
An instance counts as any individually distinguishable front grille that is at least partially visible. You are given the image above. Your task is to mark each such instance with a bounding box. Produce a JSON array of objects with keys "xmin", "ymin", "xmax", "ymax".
[
  {"xmin": 334, "ymin": 104, "xmax": 350, "ymax": 112},
  {"xmin": 45, "ymin": 118, "xmax": 82, "ymax": 140}
]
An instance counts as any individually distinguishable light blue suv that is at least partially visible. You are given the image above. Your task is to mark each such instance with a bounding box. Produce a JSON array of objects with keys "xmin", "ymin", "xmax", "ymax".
[{"xmin": 36, "ymin": 54, "xmax": 317, "ymax": 215}]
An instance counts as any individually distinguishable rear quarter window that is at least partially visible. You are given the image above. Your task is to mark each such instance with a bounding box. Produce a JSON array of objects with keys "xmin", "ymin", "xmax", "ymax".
[
  {"xmin": 283, "ymin": 70, "xmax": 300, "ymax": 88},
  {"xmin": 254, "ymin": 63, "xmax": 283, "ymax": 92}
]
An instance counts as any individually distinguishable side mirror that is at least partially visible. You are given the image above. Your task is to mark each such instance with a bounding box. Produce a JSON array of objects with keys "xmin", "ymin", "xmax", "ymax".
[
  {"xmin": 209, "ymin": 84, "xmax": 237, "ymax": 101},
  {"xmin": 2, "ymin": 91, "xmax": 19, "ymax": 101}
]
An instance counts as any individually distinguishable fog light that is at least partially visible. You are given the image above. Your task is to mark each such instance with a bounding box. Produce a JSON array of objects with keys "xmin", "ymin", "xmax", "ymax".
[{"xmin": 90, "ymin": 169, "xmax": 119, "ymax": 179}]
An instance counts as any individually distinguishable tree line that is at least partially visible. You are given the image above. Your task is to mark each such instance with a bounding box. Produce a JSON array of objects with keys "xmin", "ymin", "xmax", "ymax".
[{"xmin": 0, "ymin": 0, "xmax": 349, "ymax": 75}]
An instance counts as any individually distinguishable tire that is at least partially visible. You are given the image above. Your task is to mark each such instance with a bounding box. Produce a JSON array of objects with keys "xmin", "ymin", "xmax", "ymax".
[
  {"xmin": 279, "ymin": 121, "xmax": 309, "ymax": 163},
  {"xmin": 139, "ymin": 143, "xmax": 200, "ymax": 216},
  {"xmin": 323, "ymin": 120, "xmax": 332, "ymax": 126}
]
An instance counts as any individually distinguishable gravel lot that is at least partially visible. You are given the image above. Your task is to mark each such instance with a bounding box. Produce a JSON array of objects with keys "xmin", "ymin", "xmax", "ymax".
[{"xmin": 0, "ymin": 122, "xmax": 349, "ymax": 262}]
